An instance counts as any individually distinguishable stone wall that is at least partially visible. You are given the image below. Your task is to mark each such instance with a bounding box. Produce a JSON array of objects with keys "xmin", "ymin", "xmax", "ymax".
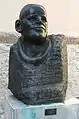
[
  {"xmin": 67, "ymin": 45, "xmax": 79, "ymax": 98},
  {"xmin": 0, "ymin": 32, "xmax": 19, "ymax": 43}
]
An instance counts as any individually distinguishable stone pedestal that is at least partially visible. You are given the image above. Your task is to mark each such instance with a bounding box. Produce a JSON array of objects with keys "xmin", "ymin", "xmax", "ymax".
[{"xmin": 4, "ymin": 95, "xmax": 79, "ymax": 119}]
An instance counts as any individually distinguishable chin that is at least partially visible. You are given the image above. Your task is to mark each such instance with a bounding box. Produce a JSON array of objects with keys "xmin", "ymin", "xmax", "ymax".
[
  {"xmin": 32, "ymin": 33, "xmax": 46, "ymax": 39},
  {"xmin": 33, "ymin": 36, "xmax": 46, "ymax": 41},
  {"xmin": 30, "ymin": 30, "xmax": 46, "ymax": 38}
]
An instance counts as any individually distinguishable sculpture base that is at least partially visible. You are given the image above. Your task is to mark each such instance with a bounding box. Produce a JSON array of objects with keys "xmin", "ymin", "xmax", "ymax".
[{"xmin": 4, "ymin": 95, "xmax": 79, "ymax": 119}]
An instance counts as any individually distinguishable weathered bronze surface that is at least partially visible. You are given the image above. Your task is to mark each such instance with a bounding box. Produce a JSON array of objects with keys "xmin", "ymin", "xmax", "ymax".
[{"xmin": 8, "ymin": 4, "xmax": 68, "ymax": 105}]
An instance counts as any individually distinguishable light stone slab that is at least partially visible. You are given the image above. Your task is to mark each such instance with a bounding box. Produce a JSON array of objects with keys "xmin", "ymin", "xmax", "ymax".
[{"xmin": 4, "ymin": 95, "xmax": 79, "ymax": 119}]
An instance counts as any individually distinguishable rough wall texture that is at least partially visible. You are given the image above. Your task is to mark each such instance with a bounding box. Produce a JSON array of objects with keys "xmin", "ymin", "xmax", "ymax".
[
  {"xmin": 0, "ymin": 32, "xmax": 19, "ymax": 43},
  {"xmin": 67, "ymin": 45, "xmax": 79, "ymax": 98}
]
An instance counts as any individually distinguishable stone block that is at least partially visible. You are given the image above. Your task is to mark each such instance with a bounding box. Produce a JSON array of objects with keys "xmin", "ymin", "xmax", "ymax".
[{"xmin": 4, "ymin": 95, "xmax": 79, "ymax": 119}]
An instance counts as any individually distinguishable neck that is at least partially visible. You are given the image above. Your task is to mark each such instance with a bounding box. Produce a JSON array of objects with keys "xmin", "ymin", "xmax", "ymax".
[
  {"xmin": 19, "ymin": 36, "xmax": 50, "ymax": 58},
  {"xmin": 22, "ymin": 36, "xmax": 46, "ymax": 45}
]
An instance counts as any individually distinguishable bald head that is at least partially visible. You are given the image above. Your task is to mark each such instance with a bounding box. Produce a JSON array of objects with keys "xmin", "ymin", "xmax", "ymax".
[{"xmin": 19, "ymin": 4, "xmax": 47, "ymax": 20}]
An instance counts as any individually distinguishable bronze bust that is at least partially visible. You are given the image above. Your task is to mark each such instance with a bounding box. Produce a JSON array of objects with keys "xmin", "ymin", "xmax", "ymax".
[{"xmin": 8, "ymin": 4, "xmax": 68, "ymax": 105}]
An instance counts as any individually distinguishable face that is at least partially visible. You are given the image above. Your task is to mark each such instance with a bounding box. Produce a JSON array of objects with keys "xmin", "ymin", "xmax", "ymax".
[{"xmin": 20, "ymin": 5, "xmax": 48, "ymax": 39}]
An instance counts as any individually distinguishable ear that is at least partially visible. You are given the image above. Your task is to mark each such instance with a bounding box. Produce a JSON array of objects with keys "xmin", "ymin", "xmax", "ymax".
[{"xmin": 15, "ymin": 19, "xmax": 23, "ymax": 33}]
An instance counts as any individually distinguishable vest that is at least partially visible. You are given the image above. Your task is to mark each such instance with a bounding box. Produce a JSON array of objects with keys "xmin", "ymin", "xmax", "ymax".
[{"xmin": 8, "ymin": 36, "xmax": 67, "ymax": 105}]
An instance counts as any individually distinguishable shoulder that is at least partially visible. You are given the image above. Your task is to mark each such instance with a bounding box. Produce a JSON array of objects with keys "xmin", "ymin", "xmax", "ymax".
[
  {"xmin": 47, "ymin": 34, "xmax": 65, "ymax": 42},
  {"xmin": 47, "ymin": 34, "xmax": 66, "ymax": 47}
]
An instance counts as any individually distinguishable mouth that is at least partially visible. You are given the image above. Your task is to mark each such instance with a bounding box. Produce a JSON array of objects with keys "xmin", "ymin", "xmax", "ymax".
[
  {"xmin": 30, "ymin": 24, "xmax": 46, "ymax": 30},
  {"xmin": 31, "ymin": 26, "xmax": 46, "ymax": 31}
]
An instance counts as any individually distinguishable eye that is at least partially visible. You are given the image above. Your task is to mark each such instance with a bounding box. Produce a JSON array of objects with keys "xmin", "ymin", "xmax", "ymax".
[
  {"xmin": 27, "ymin": 15, "xmax": 37, "ymax": 21},
  {"xmin": 41, "ymin": 16, "xmax": 47, "ymax": 22}
]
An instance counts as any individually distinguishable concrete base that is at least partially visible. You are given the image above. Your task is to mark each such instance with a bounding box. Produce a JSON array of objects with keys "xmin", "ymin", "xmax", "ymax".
[{"xmin": 4, "ymin": 95, "xmax": 79, "ymax": 119}]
